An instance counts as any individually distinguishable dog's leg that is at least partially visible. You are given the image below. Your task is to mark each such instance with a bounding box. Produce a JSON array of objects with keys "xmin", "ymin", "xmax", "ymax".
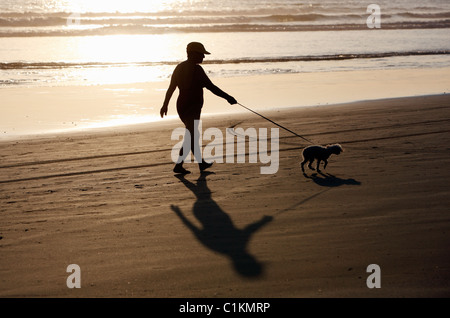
[
  {"xmin": 308, "ymin": 159, "xmax": 315, "ymax": 170},
  {"xmin": 316, "ymin": 160, "xmax": 321, "ymax": 172},
  {"xmin": 323, "ymin": 159, "xmax": 328, "ymax": 169}
]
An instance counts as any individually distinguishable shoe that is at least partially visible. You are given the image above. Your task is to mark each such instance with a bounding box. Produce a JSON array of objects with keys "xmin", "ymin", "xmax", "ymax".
[
  {"xmin": 173, "ymin": 164, "xmax": 191, "ymax": 175},
  {"xmin": 199, "ymin": 160, "xmax": 213, "ymax": 172}
]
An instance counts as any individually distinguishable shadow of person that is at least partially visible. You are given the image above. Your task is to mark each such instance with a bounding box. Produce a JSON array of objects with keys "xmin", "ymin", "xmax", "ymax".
[
  {"xmin": 171, "ymin": 171, "xmax": 272, "ymax": 278},
  {"xmin": 303, "ymin": 171, "xmax": 361, "ymax": 187}
]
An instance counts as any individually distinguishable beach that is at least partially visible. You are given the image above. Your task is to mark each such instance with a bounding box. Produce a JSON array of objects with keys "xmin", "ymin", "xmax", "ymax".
[
  {"xmin": 1, "ymin": 0, "xmax": 450, "ymax": 300},
  {"xmin": 1, "ymin": 82, "xmax": 449, "ymax": 297}
]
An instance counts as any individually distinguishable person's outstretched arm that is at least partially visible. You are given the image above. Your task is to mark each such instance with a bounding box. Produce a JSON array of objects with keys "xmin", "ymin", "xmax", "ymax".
[
  {"xmin": 201, "ymin": 68, "xmax": 237, "ymax": 105},
  {"xmin": 206, "ymin": 82, "xmax": 237, "ymax": 105}
]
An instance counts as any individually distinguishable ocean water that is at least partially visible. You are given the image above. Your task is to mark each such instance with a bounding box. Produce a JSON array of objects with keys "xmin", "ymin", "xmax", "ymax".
[{"xmin": 0, "ymin": 0, "xmax": 450, "ymax": 87}]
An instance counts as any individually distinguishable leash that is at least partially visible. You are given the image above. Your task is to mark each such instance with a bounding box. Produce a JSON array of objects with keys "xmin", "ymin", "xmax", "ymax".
[{"xmin": 236, "ymin": 102, "xmax": 315, "ymax": 144}]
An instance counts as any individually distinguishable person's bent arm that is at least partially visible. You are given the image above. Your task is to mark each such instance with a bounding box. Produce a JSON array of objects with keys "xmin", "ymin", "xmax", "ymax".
[{"xmin": 160, "ymin": 78, "xmax": 177, "ymax": 118}]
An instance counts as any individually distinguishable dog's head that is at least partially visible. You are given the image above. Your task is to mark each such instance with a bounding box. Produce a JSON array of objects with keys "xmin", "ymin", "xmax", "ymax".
[{"xmin": 327, "ymin": 144, "xmax": 343, "ymax": 155}]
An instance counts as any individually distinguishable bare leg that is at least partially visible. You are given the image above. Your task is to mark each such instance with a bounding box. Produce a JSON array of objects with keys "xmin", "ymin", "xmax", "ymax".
[
  {"xmin": 174, "ymin": 118, "xmax": 198, "ymax": 174},
  {"xmin": 178, "ymin": 117, "xmax": 212, "ymax": 172}
]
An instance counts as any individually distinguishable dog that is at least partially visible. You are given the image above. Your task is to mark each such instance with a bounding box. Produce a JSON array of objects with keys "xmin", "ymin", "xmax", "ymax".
[{"xmin": 301, "ymin": 144, "xmax": 343, "ymax": 173}]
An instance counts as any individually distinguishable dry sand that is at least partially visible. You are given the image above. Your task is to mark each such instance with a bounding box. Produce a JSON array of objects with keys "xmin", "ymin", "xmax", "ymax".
[{"xmin": 1, "ymin": 93, "xmax": 450, "ymax": 298}]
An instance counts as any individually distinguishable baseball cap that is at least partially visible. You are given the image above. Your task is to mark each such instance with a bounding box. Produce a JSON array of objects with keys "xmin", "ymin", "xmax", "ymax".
[{"xmin": 186, "ymin": 42, "xmax": 211, "ymax": 55}]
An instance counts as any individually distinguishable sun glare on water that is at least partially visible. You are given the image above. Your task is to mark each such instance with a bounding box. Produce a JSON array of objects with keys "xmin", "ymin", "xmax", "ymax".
[
  {"xmin": 57, "ymin": 0, "xmax": 195, "ymax": 84},
  {"xmin": 62, "ymin": 0, "xmax": 189, "ymax": 13}
]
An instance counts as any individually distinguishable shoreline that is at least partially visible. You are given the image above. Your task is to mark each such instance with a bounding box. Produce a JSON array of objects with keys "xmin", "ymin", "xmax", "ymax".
[
  {"xmin": 1, "ymin": 66, "xmax": 450, "ymax": 141},
  {"xmin": 1, "ymin": 92, "xmax": 448, "ymax": 145}
]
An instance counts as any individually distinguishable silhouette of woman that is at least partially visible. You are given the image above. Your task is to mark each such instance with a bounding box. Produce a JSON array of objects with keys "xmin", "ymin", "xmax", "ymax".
[{"xmin": 160, "ymin": 42, "xmax": 237, "ymax": 174}]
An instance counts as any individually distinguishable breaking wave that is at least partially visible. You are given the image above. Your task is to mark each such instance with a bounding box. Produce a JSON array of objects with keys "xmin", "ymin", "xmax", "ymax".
[
  {"xmin": 2, "ymin": 50, "xmax": 449, "ymax": 70},
  {"xmin": 0, "ymin": 10, "xmax": 449, "ymax": 36}
]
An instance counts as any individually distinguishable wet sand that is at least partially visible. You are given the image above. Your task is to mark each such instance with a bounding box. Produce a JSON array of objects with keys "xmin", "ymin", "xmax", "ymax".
[{"xmin": 1, "ymin": 66, "xmax": 449, "ymax": 139}]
